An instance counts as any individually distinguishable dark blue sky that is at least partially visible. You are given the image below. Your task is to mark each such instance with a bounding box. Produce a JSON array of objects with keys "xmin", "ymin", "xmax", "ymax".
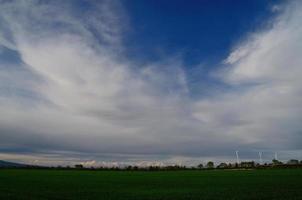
[
  {"xmin": 123, "ymin": 0, "xmax": 280, "ymax": 67},
  {"xmin": 120, "ymin": 0, "xmax": 282, "ymax": 97}
]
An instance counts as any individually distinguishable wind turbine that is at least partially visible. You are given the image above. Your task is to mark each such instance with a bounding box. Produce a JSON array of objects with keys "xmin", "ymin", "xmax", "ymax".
[
  {"xmin": 258, "ymin": 152, "xmax": 262, "ymax": 164},
  {"xmin": 235, "ymin": 151, "xmax": 240, "ymax": 164}
]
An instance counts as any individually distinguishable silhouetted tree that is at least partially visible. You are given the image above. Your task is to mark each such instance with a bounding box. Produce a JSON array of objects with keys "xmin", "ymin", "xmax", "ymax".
[
  {"xmin": 272, "ymin": 159, "xmax": 283, "ymax": 165},
  {"xmin": 240, "ymin": 161, "xmax": 255, "ymax": 168},
  {"xmin": 75, "ymin": 164, "xmax": 83, "ymax": 169},
  {"xmin": 217, "ymin": 162, "xmax": 228, "ymax": 169},
  {"xmin": 287, "ymin": 159, "xmax": 299, "ymax": 165},
  {"xmin": 206, "ymin": 161, "xmax": 214, "ymax": 169},
  {"xmin": 197, "ymin": 164, "xmax": 203, "ymax": 169}
]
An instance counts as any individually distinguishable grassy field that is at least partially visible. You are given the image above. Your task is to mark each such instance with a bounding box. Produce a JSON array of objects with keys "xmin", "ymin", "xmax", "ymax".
[{"xmin": 0, "ymin": 169, "xmax": 302, "ymax": 200}]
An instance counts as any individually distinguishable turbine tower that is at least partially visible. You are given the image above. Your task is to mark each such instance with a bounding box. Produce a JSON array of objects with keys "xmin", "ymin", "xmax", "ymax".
[
  {"xmin": 258, "ymin": 152, "xmax": 262, "ymax": 164},
  {"xmin": 235, "ymin": 151, "xmax": 240, "ymax": 164}
]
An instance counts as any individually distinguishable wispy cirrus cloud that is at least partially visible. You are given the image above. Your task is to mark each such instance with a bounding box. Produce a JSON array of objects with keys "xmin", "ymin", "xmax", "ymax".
[{"xmin": 194, "ymin": 0, "xmax": 302, "ymax": 150}]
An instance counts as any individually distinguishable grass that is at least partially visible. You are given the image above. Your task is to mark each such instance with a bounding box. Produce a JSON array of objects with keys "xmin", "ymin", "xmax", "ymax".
[{"xmin": 0, "ymin": 169, "xmax": 302, "ymax": 199}]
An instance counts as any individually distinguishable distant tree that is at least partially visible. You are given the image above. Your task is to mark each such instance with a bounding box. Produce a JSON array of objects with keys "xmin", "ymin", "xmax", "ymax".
[
  {"xmin": 206, "ymin": 161, "xmax": 214, "ymax": 169},
  {"xmin": 148, "ymin": 166, "xmax": 155, "ymax": 171},
  {"xmin": 300, "ymin": 160, "xmax": 302, "ymax": 164},
  {"xmin": 217, "ymin": 162, "xmax": 228, "ymax": 169},
  {"xmin": 287, "ymin": 159, "xmax": 299, "ymax": 165},
  {"xmin": 75, "ymin": 164, "xmax": 83, "ymax": 169},
  {"xmin": 240, "ymin": 161, "xmax": 255, "ymax": 168},
  {"xmin": 197, "ymin": 163, "xmax": 203, "ymax": 169},
  {"xmin": 272, "ymin": 159, "xmax": 283, "ymax": 165}
]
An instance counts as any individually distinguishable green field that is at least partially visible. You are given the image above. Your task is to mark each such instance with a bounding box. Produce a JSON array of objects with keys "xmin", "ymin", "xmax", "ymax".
[{"xmin": 1, "ymin": 169, "xmax": 302, "ymax": 200}]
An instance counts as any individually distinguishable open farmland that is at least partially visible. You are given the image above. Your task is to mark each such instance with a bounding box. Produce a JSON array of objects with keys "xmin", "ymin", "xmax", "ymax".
[{"xmin": 0, "ymin": 169, "xmax": 302, "ymax": 200}]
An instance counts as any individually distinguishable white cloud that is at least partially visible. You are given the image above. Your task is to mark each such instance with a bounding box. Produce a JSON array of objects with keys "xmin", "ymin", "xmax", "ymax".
[
  {"xmin": 194, "ymin": 0, "xmax": 302, "ymax": 150},
  {"xmin": 0, "ymin": 0, "xmax": 199, "ymax": 157}
]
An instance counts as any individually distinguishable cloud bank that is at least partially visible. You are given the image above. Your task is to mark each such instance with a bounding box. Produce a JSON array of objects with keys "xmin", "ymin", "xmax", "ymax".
[{"xmin": 0, "ymin": 0, "xmax": 301, "ymax": 165}]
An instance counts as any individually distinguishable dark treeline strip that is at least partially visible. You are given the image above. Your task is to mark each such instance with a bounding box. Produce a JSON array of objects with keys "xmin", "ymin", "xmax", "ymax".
[{"xmin": 1, "ymin": 159, "xmax": 302, "ymax": 171}]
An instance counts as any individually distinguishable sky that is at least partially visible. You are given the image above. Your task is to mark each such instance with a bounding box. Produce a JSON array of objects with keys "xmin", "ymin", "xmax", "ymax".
[{"xmin": 0, "ymin": 0, "xmax": 302, "ymax": 167}]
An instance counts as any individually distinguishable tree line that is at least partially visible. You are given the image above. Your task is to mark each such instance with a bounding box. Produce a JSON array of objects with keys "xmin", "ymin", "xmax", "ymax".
[
  {"xmin": 1, "ymin": 159, "xmax": 302, "ymax": 170},
  {"xmin": 65, "ymin": 159, "xmax": 302, "ymax": 170}
]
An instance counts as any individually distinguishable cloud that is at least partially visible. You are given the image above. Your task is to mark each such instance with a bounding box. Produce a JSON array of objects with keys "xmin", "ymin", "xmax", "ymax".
[
  {"xmin": 0, "ymin": 0, "xmax": 302, "ymax": 165},
  {"xmin": 0, "ymin": 0, "xmax": 200, "ymax": 157},
  {"xmin": 194, "ymin": 0, "xmax": 302, "ymax": 150}
]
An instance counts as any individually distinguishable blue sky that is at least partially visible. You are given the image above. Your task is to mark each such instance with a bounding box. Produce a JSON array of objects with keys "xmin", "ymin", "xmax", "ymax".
[
  {"xmin": 124, "ymin": 0, "xmax": 278, "ymax": 66},
  {"xmin": 0, "ymin": 0, "xmax": 301, "ymax": 167},
  {"xmin": 123, "ymin": 0, "xmax": 282, "ymax": 97}
]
